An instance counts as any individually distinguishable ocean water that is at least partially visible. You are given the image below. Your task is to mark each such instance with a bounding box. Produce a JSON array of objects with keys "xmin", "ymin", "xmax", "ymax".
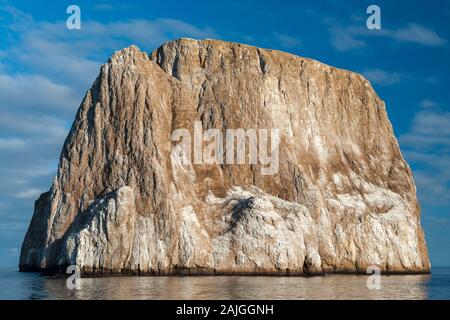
[{"xmin": 0, "ymin": 267, "xmax": 449, "ymax": 300}]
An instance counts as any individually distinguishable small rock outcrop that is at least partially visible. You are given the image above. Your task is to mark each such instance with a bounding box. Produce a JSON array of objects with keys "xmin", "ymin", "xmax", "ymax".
[{"xmin": 20, "ymin": 39, "xmax": 430, "ymax": 275}]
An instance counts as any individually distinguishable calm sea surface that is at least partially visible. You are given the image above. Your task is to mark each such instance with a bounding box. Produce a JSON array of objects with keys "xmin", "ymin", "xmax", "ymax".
[{"xmin": 1, "ymin": 267, "xmax": 449, "ymax": 300}]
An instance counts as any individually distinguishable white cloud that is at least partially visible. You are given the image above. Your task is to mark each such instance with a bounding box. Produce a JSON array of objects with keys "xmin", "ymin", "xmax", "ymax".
[
  {"xmin": 0, "ymin": 222, "xmax": 27, "ymax": 232},
  {"xmin": 413, "ymin": 171, "xmax": 450, "ymax": 205},
  {"xmin": 0, "ymin": 6, "xmax": 219, "ymax": 231},
  {"xmin": 419, "ymin": 99, "xmax": 439, "ymax": 109},
  {"xmin": 0, "ymin": 73, "xmax": 81, "ymax": 116},
  {"xmin": 391, "ymin": 23, "xmax": 446, "ymax": 46},
  {"xmin": 0, "ymin": 111, "xmax": 69, "ymax": 138},
  {"xmin": 400, "ymin": 107, "xmax": 450, "ymax": 206},
  {"xmin": 362, "ymin": 69, "xmax": 403, "ymax": 86},
  {"xmin": 409, "ymin": 110, "xmax": 450, "ymax": 140},
  {"xmin": 328, "ymin": 22, "xmax": 446, "ymax": 51},
  {"xmin": 330, "ymin": 27, "xmax": 366, "ymax": 51},
  {"xmin": 2, "ymin": 9, "xmax": 218, "ymax": 92},
  {"xmin": 0, "ymin": 138, "xmax": 26, "ymax": 149},
  {"xmin": 8, "ymin": 248, "xmax": 18, "ymax": 257},
  {"xmin": 274, "ymin": 33, "xmax": 301, "ymax": 48},
  {"xmin": 14, "ymin": 188, "xmax": 44, "ymax": 199},
  {"xmin": 94, "ymin": 3, "xmax": 114, "ymax": 10}
]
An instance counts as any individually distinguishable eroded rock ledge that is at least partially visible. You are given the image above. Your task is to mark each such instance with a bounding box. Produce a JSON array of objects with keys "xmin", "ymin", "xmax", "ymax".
[{"xmin": 20, "ymin": 39, "xmax": 430, "ymax": 275}]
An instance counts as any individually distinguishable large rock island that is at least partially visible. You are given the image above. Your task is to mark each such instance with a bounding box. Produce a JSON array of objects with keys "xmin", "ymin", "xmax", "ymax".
[{"xmin": 20, "ymin": 39, "xmax": 430, "ymax": 275}]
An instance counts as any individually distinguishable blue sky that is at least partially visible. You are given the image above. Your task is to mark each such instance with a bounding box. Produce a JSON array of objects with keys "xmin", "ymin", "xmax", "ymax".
[{"xmin": 0, "ymin": 0, "xmax": 449, "ymax": 267}]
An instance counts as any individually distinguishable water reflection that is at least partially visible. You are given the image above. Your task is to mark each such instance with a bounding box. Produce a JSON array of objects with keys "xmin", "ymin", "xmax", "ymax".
[
  {"xmin": 42, "ymin": 273, "xmax": 431, "ymax": 300},
  {"xmin": 3, "ymin": 267, "xmax": 448, "ymax": 300}
]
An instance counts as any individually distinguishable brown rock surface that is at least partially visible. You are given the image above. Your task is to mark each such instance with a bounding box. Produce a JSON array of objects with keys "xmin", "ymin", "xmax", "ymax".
[{"xmin": 19, "ymin": 39, "xmax": 430, "ymax": 275}]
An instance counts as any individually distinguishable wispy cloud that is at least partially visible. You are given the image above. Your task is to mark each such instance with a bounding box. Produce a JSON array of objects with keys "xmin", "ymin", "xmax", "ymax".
[
  {"xmin": 419, "ymin": 99, "xmax": 440, "ymax": 109},
  {"xmin": 327, "ymin": 21, "xmax": 446, "ymax": 51},
  {"xmin": 3, "ymin": 15, "xmax": 217, "ymax": 89},
  {"xmin": 0, "ymin": 222, "xmax": 27, "ymax": 233},
  {"xmin": 14, "ymin": 188, "xmax": 43, "ymax": 199},
  {"xmin": 0, "ymin": 138, "xmax": 26, "ymax": 150},
  {"xmin": 273, "ymin": 33, "xmax": 301, "ymax": 48},
  {"xmin": 8, "ymin": 248, "xmax": 18, "ymax": 257},
  {"xmin": 391, "ymin": 23, "xmax": 446, "ymax": 46},
  {"xmin": 330, "ymin": 27, "xmax": 366, "ymax": 51},
  {"xmin": 93, "ymin": 3, "xmax": 133, "ymax": 11},
  {"xmin": 400, "ymin": 104, "xmax": 450, "ymax": 206},
  {"xmin": 362, "ymin": 69, "xmax": 403, "ymax": 86},
  {"xmin": 0, "ymin": 6, "xmax": 219, "ymax": 246},
  {"xmin": 0, "ymin": 74, "xmax": 81, "ymax": 116}
]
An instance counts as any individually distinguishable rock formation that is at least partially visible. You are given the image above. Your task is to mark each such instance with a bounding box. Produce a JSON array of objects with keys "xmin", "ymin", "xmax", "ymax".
[{"xmin": 20, "ymin": 38, "xmax": 430, "ymax": 275}]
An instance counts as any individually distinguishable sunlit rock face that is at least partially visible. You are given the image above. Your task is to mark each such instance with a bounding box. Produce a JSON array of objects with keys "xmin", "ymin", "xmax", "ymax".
[{"xmin": 19, "ymin": 39, "xmax": 430, "ymax": 275}]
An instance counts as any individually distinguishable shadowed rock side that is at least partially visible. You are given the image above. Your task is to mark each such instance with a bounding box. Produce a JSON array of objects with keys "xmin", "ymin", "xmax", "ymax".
[{"xmin": 20, "ymin": 38, "xmax": 430, "ymax": 275}]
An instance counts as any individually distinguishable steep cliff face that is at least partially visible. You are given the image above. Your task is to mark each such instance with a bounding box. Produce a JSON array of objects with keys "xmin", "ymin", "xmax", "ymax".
[{"xmin": 20, "ymin": 39, "xmax": 430, "ymax": 275}]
